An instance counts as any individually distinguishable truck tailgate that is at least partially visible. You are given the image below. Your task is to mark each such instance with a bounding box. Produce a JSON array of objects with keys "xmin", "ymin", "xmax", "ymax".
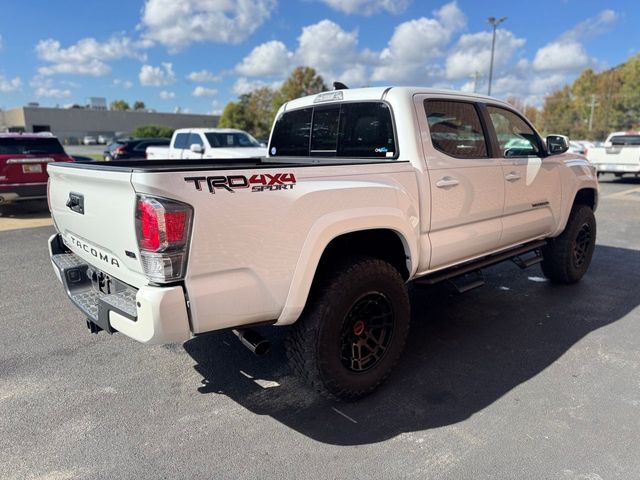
[
  {"xmin": 48, "ymin": 164, "xmax": 146, "ymax": 287},
  {"xmin": 589, "ymin": 147, "xmax": 640, "ymax": 165}
]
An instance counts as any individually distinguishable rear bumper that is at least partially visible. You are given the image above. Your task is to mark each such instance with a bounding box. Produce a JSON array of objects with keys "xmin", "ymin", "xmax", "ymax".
[
  {"xmin": 0, "ymin": 183, "xmax": 47, "ymax": 203},
  {"xmin": 49, "ymin": 234, "xmax": 191, "ymax": 344}
]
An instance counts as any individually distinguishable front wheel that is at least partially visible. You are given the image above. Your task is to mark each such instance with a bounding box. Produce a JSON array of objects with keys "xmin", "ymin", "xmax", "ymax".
[
  {"xmin": 286, "ymin": 257, "xmax": 410, "ymax": 401},
  {"xmin": 541, "ymin": 204, "xmax": 596, "ymax": 284}
]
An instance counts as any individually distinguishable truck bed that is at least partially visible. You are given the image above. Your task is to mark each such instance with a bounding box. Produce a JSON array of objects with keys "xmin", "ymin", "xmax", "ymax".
[{"xmin": 53, "ymin": 158, "xmax": 272, "ymax": 173}]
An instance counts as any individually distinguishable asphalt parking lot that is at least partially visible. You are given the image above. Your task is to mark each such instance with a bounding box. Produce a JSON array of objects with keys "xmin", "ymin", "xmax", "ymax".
[{"xmin": 1, "ymin": 177, "xmax": 639, "ymax": 480}]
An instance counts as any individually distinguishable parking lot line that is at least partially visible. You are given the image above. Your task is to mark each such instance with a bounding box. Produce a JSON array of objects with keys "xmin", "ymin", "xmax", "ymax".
[{"xmin": 0, "ymin": 215, "xmax": 53, "ymax": 232}]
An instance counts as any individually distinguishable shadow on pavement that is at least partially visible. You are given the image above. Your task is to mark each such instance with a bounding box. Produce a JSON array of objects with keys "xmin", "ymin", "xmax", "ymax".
[
  {"xmin": 0, "ymin": 200, "xmax": 50, "ymax": 217},
  {"xmin": 184, "ymin": 244, "xmax": 640, "ymax": 445}
]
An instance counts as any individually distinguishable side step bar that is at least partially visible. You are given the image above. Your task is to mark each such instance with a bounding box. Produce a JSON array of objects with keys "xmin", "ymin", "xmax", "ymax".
[{"xmin": 414, "ymin": 240, "xmax": 547, "ymax": 288}]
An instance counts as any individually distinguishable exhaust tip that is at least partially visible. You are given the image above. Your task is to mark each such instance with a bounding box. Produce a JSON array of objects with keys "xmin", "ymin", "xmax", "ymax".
[{"xmin": 233, "ymin": 328, "xmax": 270, "ymax": 356}]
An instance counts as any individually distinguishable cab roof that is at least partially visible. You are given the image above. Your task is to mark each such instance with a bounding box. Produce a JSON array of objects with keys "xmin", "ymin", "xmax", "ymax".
[{"xmin": 283, "ymin": 86, "xmax": 509, "ymax": 111}]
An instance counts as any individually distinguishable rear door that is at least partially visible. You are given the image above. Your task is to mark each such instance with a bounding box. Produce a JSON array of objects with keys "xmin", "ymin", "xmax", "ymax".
[
  {"xmin": 415, "ymin": 96, "xmax": 505, "ymax": 269},
  {"xmin": 483, "ymin": 105, "xmax": 561, "ymax": 247}
]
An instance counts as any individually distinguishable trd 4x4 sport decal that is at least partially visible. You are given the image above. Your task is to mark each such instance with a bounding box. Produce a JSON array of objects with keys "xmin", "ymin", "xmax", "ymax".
[{"xmin": 185, "ymin": 173, "xmax": 296, "ymax": 193}]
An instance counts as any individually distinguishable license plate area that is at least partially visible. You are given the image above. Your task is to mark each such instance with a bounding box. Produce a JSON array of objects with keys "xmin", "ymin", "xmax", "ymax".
[{"xmin": 22, "ymin": 164, "xmax": 43, "ymax": 173}]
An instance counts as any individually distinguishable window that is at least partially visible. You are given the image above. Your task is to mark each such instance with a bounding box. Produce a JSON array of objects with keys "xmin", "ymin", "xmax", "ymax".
[
  {"xmin": 173, "ymin": 133, "xmax": 190, "ymax": 149},
  {"xmin": 610, "ymin": 135, "xmax": 640, "ymax": 146},
  {"xmin": 270, "ymin": 108, "xmax": 312, "ymax": 156},
  {"xmin": 269, "ymin": 102, "xmax": 396, "ymax": 159},
  {"xmin": 188, "ymin": 133, "xmax": 203, "ymax": 147},
  {"xmin": 0, "ymin": 137, "xmax": 64, "ymax": 155},
  {"xmin": 310, "ymin": 107, "xmax": 340, "ymax": 155},
  {"xmin": 337, "ymin": 103, "xmax": 395, "ymax": 158},
  {"xmin": 424, "ymin": 100, "xmax": 488, "ymax": 158},
  {"xmin": 487, "ymin": 106, "xmax": 540, "ymax": 157},
  {"xmin": 205, "ymin": 132, "xmax": 261, "ymax": 148}
]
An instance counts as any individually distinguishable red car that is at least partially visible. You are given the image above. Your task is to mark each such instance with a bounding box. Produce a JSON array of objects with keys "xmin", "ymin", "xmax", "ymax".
[{"xmin": 0, "ymin": 133, "xmax": 74, "ymax": 206}]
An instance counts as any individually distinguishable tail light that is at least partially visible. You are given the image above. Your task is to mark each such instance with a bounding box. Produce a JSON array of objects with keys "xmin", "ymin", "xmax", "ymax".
[
  {"xmin": 584, "ymin": 148, "xmax": 589, "ymax": 157},
  {"xmin": 115, "ymin": 146, "xmax": 127, "ymax": 155},
  {"xmin": 135, "ymin": 195, "xmax": 193, "ymax": 283}
]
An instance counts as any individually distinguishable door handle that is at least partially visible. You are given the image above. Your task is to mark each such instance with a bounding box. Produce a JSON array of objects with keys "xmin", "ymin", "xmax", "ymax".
[
  {"xmin": 505, "ymin": 172, "xmax": 521, "ymax": 182},
  {"xmin": 436, "ymin": 176, "xmax": 460, "ymax": 188}
]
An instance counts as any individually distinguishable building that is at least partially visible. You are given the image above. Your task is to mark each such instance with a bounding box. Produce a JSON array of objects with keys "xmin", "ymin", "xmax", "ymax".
[{"xmin": 0, "ymin": 106, "xmax": 220, "ymax": 143}]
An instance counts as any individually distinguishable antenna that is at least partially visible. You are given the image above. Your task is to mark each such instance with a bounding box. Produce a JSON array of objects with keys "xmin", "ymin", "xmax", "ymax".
[{"xmin": 333, "ymin": 82, "xmax": 349, "ymax": 90}]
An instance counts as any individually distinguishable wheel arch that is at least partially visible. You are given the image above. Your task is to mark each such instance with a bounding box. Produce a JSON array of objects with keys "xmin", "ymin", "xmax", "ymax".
[{"xmin": 276, "ymin": 214, "xmax": 418, "ymax": 326}]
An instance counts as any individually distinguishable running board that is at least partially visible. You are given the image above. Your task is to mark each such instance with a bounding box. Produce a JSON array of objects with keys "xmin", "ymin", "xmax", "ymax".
[
  {"xmin": 414, "ymin": 240, "xmax": 547, "ymax": 286},
  {"xmin": 448, "ymin": 270, "xmax": 485, "ymax": 293}
]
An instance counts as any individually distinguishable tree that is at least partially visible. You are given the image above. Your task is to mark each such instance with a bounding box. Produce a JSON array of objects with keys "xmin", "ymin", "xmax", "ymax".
[
  {"xmin": 133, "ymin": 101, "xmax": 146, "ymax": 111},
  {"xmin": 131, "ymin": 124, "xmax": 174, "ymax": 138},
  {"xmin": 110, "ymin": 100, "xmax": 130, "ymax": 111},
  {"xmin": 218, "ymin": 88, "xmax": 276, "ymax": 139},
  {"xmin": 272, "ymin": 66, "xmax": 327, "ymax": 115}
]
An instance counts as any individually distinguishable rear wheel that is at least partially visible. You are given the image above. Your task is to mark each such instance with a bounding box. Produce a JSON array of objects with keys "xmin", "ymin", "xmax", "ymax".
[
  {"xmin": 286, "ymin": 257, "xmax": 410, "ymax": 401},
  {"xmin": 541, "ymin": 204, "xmax": 596, "ymax": 284}
]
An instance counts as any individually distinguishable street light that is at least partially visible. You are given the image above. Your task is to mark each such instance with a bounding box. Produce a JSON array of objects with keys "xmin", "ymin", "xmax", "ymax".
[{"xmin": 487, "ymin": 16, "xmax": 507, "ymax": 96}]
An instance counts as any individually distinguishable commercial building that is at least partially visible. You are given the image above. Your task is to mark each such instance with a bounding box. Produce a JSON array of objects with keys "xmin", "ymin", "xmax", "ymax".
[{"xmin": 0, "ymin": 106, "xmax": 220, "ymax": 143}]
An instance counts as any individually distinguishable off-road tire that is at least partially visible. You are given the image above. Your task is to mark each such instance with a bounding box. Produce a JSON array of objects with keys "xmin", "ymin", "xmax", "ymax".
[
  {"xmin": 541, "ymin": 204, "xmax": 596, "ymax": 284},
  {"xmin": 286, "ymin": 256, "xmax": 410, "ymax": 401}
]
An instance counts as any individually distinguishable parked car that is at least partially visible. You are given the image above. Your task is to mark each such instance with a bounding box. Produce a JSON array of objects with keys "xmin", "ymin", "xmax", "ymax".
[
  {"xmin": 0, "ymin": 133, "xmax": 73, "ymax": 206},
  {"xmin": 586, "ymin": 131, "xmax": 640, "ymax": 177},
  {"xmin": 568, "ymin": 141, "xmax": 587, "ymax": 155},
  {"xmin": 97, "ymin": 135, "xmax": 112, "ymax": 145},
  {"xmin": 83, "ymin": 136, "xmax": 97, "ymax": 145},
  {"xmin": 145, "ymin": 128, "xmax": 267, "ymax": 160},
  {"xmin": 47, "ymin": 86, "xmax": 598, "ymax": 400},
  {"xmin": 103, "ymin": 138, "xmax": 171, "ymax": 161}
]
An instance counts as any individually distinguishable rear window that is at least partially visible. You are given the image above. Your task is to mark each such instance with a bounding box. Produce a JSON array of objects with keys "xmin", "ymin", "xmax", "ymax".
[
  {"xmin": 269, "ymin": 102, "xmax": 396, "ymax": 159},
  {"xmin": 0, "ymin": 137, "xmax": 64, "ymax": 155},
  {"xmin": 610, "ymin": 135, "xmax": 640, "ymax": 146},
  {"xmin": 425, "ymin": 100, "xmax": 488, "ymax": 158}
]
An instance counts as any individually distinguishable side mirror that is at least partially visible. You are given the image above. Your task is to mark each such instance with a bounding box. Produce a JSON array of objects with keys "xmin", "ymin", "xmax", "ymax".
[
  {"xmin": 190, "ymin": 143, "xmax": 204, "ymax": 154},
  {"xmin": 546, "ymin": 135, "xmax": 569, "ymax": 155}
]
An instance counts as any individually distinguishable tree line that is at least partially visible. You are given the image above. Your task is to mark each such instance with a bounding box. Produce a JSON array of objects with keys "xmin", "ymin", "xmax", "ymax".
[{"xmin": 526, "ymin": 53, "xmax": 639, "ymax": 140}]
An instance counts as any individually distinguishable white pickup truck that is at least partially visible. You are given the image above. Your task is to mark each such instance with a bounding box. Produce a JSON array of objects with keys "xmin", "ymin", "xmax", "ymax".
[
  {"xmin": 47, "ymin": 87, "xmax": 598, "ymax": 400},
  {"xmin": 145, "ymin": 128, "xmax": 267, "ymax": 160},
  {"xmin": 587, "ymin": 131, "xmax": 640, "ymax": 177}
]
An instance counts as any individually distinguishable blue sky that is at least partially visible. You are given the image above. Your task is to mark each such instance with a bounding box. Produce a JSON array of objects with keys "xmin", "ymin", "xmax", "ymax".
[{"xmin": 0, "ymin": 0, "xmax": 637, "ymax": 114}]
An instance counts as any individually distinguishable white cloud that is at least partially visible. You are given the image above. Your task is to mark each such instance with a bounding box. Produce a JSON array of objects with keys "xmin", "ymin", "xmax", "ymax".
[
  {"xmin": 36, "ymin": 36, "xmax": 146, "ymax": 76},
  {"xmin": 532, "ymin": 41, "xmax": 590, "ymax": 73},
  {"xmin": 232, "ymin": 77, "xmax": 281, "ymax": 95},
  {"xmin": 192, "ymin": 86, "xmax": 218, "ymax": 97},
  {"xmin": 0, "ymin": 74, "xmax": 21, "ymax": 92},
  {"xmin": 373, "ymin": 2, "xmax": 466, "ymax": 83},
  {"xmin": 236, "ymin": 41, "xmax": 293, "ymax": 77},
  {"xmin": 159, "ymin": 90, "xmax": 175, "ymax": 99},
  {"xmin": 561, "ymin": 9, "xmax": 617, "ymax": 42},
  {"xmin": 320, "ymin": 0, "xmax": 410, "ymax": 16},
  {"xmin": 296, "ymin": 20, "xmax": 360, "ymax": 78},
  {"xmin": 30, "ymin": 76, "xmax": 71, "ymax": 98},
  {"xmin": 186, "ymin": 69, "xmax": 221, "ymax": 82},
  {"xmin": 446, "ymin": 29, "xmax": 525, "ymax": 80},
  {"xmin": 140, "ymin": 0, "xmax": 276, "ymax": 50},
  {"xmin": 112, "ymin": 78, "xmax": 133, "ymax": 89},
  {"xmin": 139, "ymin": 62, "xmax": 176, "ymax": 86}
]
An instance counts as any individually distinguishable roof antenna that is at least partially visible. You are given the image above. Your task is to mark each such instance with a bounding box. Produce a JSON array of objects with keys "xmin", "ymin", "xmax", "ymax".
[{"xmin": 333, "ymin": 81, "xmax": 349, "ymax": 90}]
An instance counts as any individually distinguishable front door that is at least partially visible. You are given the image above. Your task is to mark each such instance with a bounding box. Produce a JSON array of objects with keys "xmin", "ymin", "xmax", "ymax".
[
  {"xmin": 484, "ymin": 105, "xmax": 561, "ymax": 247},
  {"xmin": 416, "ymin": 96, "xmax": 505, "ymax": 270}
]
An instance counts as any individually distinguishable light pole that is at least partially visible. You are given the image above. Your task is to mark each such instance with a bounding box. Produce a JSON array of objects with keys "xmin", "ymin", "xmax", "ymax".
[{"xmin": 487, "ymin": 16, "xmax": 506, "ymax": 96}]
